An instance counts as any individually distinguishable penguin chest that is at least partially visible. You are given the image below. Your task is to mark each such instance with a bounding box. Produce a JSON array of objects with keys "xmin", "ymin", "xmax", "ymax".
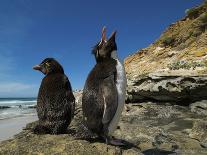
[
  {"xmin": 107, "ymin": 59, "xmax": 126, "ymax": 135},
  {"xmin": 115, "ymin": 59, "xmax": 126, "ymax": 99}
]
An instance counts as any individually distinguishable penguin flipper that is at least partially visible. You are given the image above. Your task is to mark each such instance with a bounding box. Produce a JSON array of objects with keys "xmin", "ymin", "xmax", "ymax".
[
  {"xmin": 64, "ymin": 76, "xmax": 75, "ymax": 100},
  {"xmin": 101, "ymin": 74, "xmax": 118, "ymax": 134}
]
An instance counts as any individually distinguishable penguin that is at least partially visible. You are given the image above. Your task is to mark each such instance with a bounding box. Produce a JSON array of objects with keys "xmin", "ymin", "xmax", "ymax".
[
  {"xmin": 32, "ymin": 58, "xmax": 75, "ymax": 134},
  {"xmin": 82, "ymin": 27, "xmax": 127, "ymax": 145}
]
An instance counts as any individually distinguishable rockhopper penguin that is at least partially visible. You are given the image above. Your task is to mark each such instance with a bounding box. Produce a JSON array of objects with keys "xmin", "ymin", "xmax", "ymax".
[
  {"xmin": 82, "ymin": 27, "xmax": 127, "ymax": 145},
  {"xmin": 33, "ymin": 58, "xmax": 75, "ymax": 134}
]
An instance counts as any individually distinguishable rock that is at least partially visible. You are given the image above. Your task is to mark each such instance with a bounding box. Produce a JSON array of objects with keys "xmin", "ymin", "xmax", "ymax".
[
  {"xmin": 142, "ymin": 149, "xmax": 177, "ymax": 155},
  {"xmin": 189, "ymin": 120, "xmax": 207, "ymax": 149},
  {"xmin": 126, "ymin": 72, "xmax": 207, "ymax": 104},
  {"xmin": 115, "ymin": 102, "xmax": 207, "ymax": 154},
  {"xmin": 189, "ymin": 120, "xmax": 207, "ymax": 142},
  {"xmin": 1, "ymin": 101, "xmax": 207, "ymax": 154},
  {"xmin": 201, "ymin": 140, "xmax": 207, "ymax": 148},
  {"xmin": 0, "ymin": 106, "xmax": 10, "ymax": 109},
  {"xmin": 190, "ymin": 100, "xmax": 207, "ymax": 115}
]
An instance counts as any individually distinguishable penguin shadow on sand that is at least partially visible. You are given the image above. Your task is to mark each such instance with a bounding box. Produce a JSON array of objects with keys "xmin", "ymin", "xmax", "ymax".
[
  {"xmin": 32, "ymin": 58, "xmax": 75, "ymax": 135},
  {"xmin": 77, "ymin": 26, "xmax": 140, "ymax": 151}
]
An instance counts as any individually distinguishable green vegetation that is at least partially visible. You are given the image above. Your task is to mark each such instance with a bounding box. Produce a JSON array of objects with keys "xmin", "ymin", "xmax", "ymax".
[
  {"xmin": 188, "ymin": 31, "xmax": 193, "ymax": 37},
  {"xmin": 185, "ymin": 1, "xmax": 207, "ymax": 19},
  {"xmin": 168, "ymin": 60, "xmax": 206, "ymax": 70},
  {"xmin": 162, "ymin": 36, "xmax": 174, "ymax": 47},
  {"xmin": 185, "ymin": 7, "xmax": 200, "ymax": 19},
  {"xmin": 200, "ymin": 12, "xmax": 207, "ymax": 23}
]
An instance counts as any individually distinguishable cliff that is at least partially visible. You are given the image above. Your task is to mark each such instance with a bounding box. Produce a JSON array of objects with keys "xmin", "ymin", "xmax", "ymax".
[{"xmin": 125, "ymin": 1, "xmax": 207, "ymax": 103}]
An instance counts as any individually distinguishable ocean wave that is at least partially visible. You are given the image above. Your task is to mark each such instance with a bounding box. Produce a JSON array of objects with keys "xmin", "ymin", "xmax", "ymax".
[
  {"xmin": 0, "ymin": 98, "xmax": 37, "ymax": 120},
  {"xmin": 9, "ymin": 104, "xmax": 37, "ymax": 108},
  {"xmin": 0, "ymin": 109, "xmax": 37, "ymax": 120},
  {"xmin": 0, "ymin": 100, "xmax": 37, "ymax": 105},
  {"xmin": 0, "ymin": 104, "xmax": 37, "ymax": 110}
]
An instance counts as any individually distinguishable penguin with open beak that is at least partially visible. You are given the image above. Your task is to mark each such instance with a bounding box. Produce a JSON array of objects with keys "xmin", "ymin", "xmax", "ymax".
[
  {"xmin": 82, "ymin": 27, "xmax": 127, "ymax": 145},
  {"xmin": 33, "ymin": 58, "xmax": 75, "ymax": 134}
]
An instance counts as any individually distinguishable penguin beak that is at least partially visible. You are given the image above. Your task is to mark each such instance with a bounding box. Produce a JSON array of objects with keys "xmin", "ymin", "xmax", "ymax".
[
  {"xmin": 108, "ymin": 31, "xmax": 116, "ymax": 41},
  {"xmin": 99, "ymin": 26, "xmax": 107, "ymax": 46},
  {"xmin": 99, "ymin": 27, "xmax": 116, "ymax": 45},
  {"xmin": 33, "ymin": 65, "xmax": 42, "ymax": 71},
  {"xmin": 33, "ymin": 64, "xmax": 47, "ymax": 74},
  {"xmin": 101, "ymin": 26, "xmax": 107, "ymax": 42}
]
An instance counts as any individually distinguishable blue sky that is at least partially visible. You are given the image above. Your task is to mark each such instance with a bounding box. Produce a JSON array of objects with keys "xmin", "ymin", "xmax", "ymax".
[{"xmin": 0, "ymin": 0, "xmax": 203, "ymax": 97}]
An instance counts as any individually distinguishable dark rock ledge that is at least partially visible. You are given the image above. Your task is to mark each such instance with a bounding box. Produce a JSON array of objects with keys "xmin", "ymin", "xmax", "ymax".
[{"xmin": 127, "ymin": 72, "xmax": 207, "ymax": 104}]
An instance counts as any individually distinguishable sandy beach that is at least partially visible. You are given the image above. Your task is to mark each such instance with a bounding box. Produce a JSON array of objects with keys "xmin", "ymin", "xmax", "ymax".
[{"xmin": 0, "ymin": 115, "xmax": 38, "ymax": 142}]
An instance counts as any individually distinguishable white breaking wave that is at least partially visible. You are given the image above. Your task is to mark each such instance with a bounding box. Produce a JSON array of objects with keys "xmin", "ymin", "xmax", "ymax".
[
  {"xmin": 0, "ymin": 98, "xmax": 37, "ymax": 120},
  {"xmin": 0, "ymin": 100, "xmax": 36, "ymax": 105}
]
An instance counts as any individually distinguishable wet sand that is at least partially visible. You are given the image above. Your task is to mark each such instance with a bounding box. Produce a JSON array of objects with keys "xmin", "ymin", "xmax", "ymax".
[{"xmin": 0, "ymin": 115, "xmax": 38, "ymax": 142}]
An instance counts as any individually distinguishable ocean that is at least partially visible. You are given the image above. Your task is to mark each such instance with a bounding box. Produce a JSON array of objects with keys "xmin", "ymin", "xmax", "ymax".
[{"xmin": 0, "ymin": 98, "xmax": 37, "ymax": 120}]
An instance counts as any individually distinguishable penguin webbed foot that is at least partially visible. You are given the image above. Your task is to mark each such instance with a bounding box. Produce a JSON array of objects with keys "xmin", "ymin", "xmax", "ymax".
[{"xmin": 32, "ymin": 124, "xmax": 51, "ymax": 134}]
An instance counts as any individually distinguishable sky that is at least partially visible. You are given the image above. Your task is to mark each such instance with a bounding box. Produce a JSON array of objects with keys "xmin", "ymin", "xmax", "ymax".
[{"xmin": 0, "ymin": 0, "xmax": 204, "ymax": 97}]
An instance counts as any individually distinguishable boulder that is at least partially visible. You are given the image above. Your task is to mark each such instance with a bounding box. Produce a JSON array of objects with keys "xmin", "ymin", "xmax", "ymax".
[
  {"xmin": 189, "ymin": 120, "xmax": 207, "ymax": 148},
  {"xmin": 190, "ymin": 100, "xmax": 207, "ymax": 116}
]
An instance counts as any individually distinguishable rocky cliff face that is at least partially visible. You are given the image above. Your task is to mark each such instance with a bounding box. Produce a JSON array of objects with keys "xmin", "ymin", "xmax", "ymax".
[{"xmin": 125, "ymin": 1, "xmax": 207, "ymax": 104}]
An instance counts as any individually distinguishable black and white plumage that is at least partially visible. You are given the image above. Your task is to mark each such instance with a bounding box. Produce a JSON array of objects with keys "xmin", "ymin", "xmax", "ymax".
[
  {"xmin": 82, "ymin": 27, "xmax": 126, "ymax": 145},
  {"xmin": 33, "ymin": 58, "xmax": 75, "ymax": 134}
]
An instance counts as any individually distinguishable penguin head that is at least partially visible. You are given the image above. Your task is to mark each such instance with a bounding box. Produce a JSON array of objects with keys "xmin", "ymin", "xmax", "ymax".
[
  {"xmin": 33, "ymin": 58, "xmax": 64, "ymax": 75},
  {"xmin": 92, "ymin": 27, "xmax": 117, "ymax": 62}
]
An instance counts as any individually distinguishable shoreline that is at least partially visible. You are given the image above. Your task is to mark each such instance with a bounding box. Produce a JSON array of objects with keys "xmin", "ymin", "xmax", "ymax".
[{"xmin": 0, "ymin": 115, "xmax": 38, "ymax": 142}]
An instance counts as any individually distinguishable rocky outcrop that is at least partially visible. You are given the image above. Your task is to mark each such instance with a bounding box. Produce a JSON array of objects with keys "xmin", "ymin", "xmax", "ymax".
[
  {"xmin": 126, "ymin": 71, "xmax": 207, "ymax": 103},
  {"xmin": 125, "ymin": 2, "xmax": 207, "ymax": 104},
  {"xmin": 189, "ymin": 120, "xmax": 207, "ymax": 148},
  {"xmin": 190, "ymin": 100, "xmax": 207, "ymax": 115}
]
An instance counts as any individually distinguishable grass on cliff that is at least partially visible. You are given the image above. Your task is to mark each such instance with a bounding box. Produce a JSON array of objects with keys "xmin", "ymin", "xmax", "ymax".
[
  {"xmin": 185, "ymin": 1, "xmax": 207, "ymax": 19},
  {"xmin": 200, "ymin": 12, "xmax": 207, "ymax": 23},
  {"xmin": 185, "ymin": 7, "xmax": 200, "ymax": 19},
  {"xmin": 156, "ymin": 1, "xmax": 207, "ymax": 49},
  {"xmin": 168, "ymin": 60, "xmax": 207, "ymax": 70}
]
